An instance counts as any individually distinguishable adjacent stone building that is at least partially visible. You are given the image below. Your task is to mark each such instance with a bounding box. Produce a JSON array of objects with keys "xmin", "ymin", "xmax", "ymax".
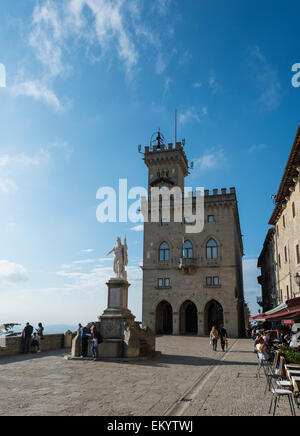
[
  {"xmin": 257, "ymin": 228, "xmax": 278, "ymax": 312},
  {"xmin": 258, "ymin": 124, "xmax": 300, "ymax": 309},
  {"xmin": 141, "ymin": 132, "xmax": 246, "ymax": 338}
]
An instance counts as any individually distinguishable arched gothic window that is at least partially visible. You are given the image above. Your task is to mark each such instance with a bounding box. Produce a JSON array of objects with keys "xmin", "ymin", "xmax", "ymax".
[
  {"xmin": 206, "ymin": 238, "xmax": 218, "ymax": 260},
  {"xmin": 183, "ymin": 240, "xmax": 194, "ymax": 259},
  {"xmin": 159, "ymin": 242, "xmax": 170, "ymax": 261}
]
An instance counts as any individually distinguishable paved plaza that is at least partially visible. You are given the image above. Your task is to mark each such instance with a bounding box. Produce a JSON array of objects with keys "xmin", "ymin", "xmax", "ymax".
[{"xmin": 0, "ymin": 337, "xmax": 299, "ymax": 416}]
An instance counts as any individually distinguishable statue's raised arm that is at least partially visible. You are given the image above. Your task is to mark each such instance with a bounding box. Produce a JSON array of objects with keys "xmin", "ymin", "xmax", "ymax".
[{"xmin": 106, "ymin": 248, "xmax": 115, "ymax": 257}]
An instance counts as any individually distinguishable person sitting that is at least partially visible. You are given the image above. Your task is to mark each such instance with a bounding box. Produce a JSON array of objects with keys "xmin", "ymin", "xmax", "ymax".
[{"xmin": 256, "ymin": 337, "xmax": 271, "ymax": 362}]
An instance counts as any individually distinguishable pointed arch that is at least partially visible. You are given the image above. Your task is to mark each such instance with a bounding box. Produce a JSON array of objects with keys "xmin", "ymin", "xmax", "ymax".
[
  {"xmin": 203, "ymin": 299, "xmax": 224, "ymax": 335},
  {"xmin": 179, "ymin": 300, "xmax": 198, "ymax": 335},
  {"xmin": 155, "ymin": 300, "xmax": 173, "ymax": 334}
]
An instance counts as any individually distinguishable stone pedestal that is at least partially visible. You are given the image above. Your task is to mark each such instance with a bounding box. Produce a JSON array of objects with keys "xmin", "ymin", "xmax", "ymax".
[
  {"xmin": 99, "ymin": 279, "xmax": 135, "ymax": 355},
  {"xmin": 69, "ymin": 277, "xmax": 156, "ymax": 360}
]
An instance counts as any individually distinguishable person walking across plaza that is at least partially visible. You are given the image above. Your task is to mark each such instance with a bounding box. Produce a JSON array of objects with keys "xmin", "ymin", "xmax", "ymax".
[
  {"xmin": 22, "ymin": 322, "xmax": 33, "ymax": 354},
  {"xmin": 210, "ymin": 325, "xmax": 219, "ymax": 351},
  {"xmin": 81, "ymin": 323, "xmax": 91, "ymax": 358},
  {"xmin": 218, "ymin": 324, "xmax": 228, "ymax": 352}
]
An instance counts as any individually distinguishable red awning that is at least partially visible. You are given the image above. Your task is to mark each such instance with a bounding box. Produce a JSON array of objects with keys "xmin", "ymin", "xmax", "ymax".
[
  {"xmin": 249, "ymin": 308, "xmax": 300, "ymax": 323},
  {"xmin": 287, "ymin": 297, "xmax": 300, "ymax": 309},
  {"xmin": 249, "ymin": 313, "xmax": 266, "ymax": 322}
]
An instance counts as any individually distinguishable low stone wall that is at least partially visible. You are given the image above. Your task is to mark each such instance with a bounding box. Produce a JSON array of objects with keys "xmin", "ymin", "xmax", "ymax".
[{"xmin": 0, "ymin": 334, "xmax": 70, "ymax": 358}]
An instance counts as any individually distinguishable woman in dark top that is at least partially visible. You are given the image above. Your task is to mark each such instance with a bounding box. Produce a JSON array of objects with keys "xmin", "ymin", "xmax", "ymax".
[{"xmin": 37, "ymin": 323, "xmax": 44, "ymax": 340}]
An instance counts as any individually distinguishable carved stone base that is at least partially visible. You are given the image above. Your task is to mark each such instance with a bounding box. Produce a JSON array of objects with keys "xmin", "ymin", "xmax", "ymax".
[{"xmin": 98, "ymin": 278, "xmax": 135, "ymax": 341}]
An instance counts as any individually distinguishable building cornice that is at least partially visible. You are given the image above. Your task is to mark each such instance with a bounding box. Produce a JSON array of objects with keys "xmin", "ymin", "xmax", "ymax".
[{"xmin": 269, "ymin": 124, "xmax": 300, "ymax": 225}]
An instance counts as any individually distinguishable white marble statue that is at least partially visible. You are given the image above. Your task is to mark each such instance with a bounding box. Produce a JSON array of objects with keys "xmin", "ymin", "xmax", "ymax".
[{"xmin": 106, "ymin": 236, "xmax": 128, "ymax": 280}]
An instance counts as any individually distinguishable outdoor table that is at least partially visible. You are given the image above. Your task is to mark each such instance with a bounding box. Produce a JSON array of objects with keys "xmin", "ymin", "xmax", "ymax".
[
  {"xmin": 285, "ymin": 364, "xmax": 300, "ymax": 372},
  {"xmin": 291, "ymin": 376, "xmax": 300, "ymax": 394}
]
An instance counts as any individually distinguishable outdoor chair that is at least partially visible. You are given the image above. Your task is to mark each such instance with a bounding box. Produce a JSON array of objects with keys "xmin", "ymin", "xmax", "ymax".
[
  {"xmin": 268, "ymin": 369, "xmax": 296, "ymax": 416},
  {"xmin": 276, "ymin": 357, "xmax": 293, "ymax": 390},
  {"xmin": 263, "ymin": 351, "xmax": 281, "ymax": 394},
  {"xmin": 256, "ymin": 351, "xmax": 271, "ymax": 379}
]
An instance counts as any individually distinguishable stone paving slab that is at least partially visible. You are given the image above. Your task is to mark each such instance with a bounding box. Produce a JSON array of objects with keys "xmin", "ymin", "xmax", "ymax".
[
  {"xmin": 182, "ymin": 339, "xmax": 300, "ymax": 417},
  {"xmin": 0, "ymin": 336, "xmax": 229, "ymax": 416},
  {"xmin": 0, "ymin": 337, "xmax": 298, "ymax": 416}
]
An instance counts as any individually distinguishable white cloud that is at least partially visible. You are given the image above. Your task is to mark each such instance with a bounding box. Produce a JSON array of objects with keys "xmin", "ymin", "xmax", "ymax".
[
  {"xmin": 0, "ymin": 178, "xmax": 17, "ymax": 195},
  {"xmin": 208, "ymin": 70, "xmax": 221, "ymax": 94},
  {"xmin": 12, "ymin": 0, "xmax": 174, "ymax": 108},
  {"xmin": 64, "ymin": 0, "xmax": 139, "ymax": 75},
  {"xmin": 163, "ymin": 76, "xmax": 172, "ymax": 98},
  {"xmin": 72, "ymin": 258, "xmax": 98, "ymax": 265},
  {"xmin": 7, "ymin": 223, "xmax": 17, "ymax": 228},
  {"xmin": 80, "ymin": 249, "xmax": 94, "ymax": 254},
  {"xmin": 29, "ymin": 0, "xmax": 64, "ymax": 79},
  {"xmin": 0, "ymin": 148, "xmax": 50, "ymax": 196},
  {"xmin": 56, "ymin": 262, "xmax": 142, "ymax": 295},
  {"xmin": 248, "ymin": 143, "xmax": 267, "ymax": 153},
  {"xmin": 155, "ymin": 52, "xmax": 167, "ymax": 75},
  {"xmin": 0, "ymin": 63, "xmax": 6, "ymax": 88},
  {"xmin": 11, "ymin": 81, "xmax": 61, "ymax": 110},
  {"xmin": 48, "ymin": 140, "xmax": 72, "ymax": 161},
  {"xmin": 0, "ymin": 149, "xmax": 50, "ymax": 196},
  {"xmin": 0, "ymin": 261, "xmax": 29, "ymax": 284},
  {"xmin": 193, "ymin": 148, "xmax": 226, "ymax": 171},
  {"xmin": 0, "ymin": 149, "xmax": 50, "ymax": 169},
  {"xmin": 248, "ymin": 46, "xmax": 281, "ymax": 111},
  {"xmin": 152, "ymin": 0, "xmax": 171, "ymax": 15},
  {"xmin": 179, "ymin": 107, "xmax": 208, "ymax": 124},
  {"xmin": 130, "ymin": 225, "xmax": 143, "ymax": 232},
  {"xmin": 192, "ymin": 81, "xmax": 202, "ymax": 89}
]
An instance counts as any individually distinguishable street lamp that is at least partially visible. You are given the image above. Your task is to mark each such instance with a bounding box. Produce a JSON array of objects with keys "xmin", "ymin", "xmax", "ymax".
[{"xmin": 295, "ymin": 272, "xmax": 300, "ymax": 290}]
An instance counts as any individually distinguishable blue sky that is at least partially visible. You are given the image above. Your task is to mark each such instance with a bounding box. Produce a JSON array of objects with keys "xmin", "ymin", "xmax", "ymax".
[{"xmin": 0, "ymin": 0, "xmax": 299, "ymax": 327}]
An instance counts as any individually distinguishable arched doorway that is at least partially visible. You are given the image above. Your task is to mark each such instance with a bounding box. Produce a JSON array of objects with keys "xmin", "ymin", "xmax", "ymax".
[
  {"xmin": 179, "ymin": 300, "xmax": 198, "ymax": 335},
  {"xmin": 204, "ymin": 300, "xmax": 224, "ymax": 335},
  {"xmin": 156, "ymin": 301, "xmax": 173, "ymax": 334}
]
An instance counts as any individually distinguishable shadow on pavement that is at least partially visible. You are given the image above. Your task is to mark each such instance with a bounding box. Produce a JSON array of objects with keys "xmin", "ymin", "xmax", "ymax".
[
  {"xmin": 0, "ymin": 349, "xmax": 69, "ymax": 365},
  {"xmin": 124, "ymin": 353, "xmax": 258, "ymax": 368}
]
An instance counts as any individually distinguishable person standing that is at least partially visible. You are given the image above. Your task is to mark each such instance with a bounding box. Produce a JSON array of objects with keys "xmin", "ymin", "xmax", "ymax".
[
  {"xmin": 37, "ymin": 323, "xmax": 44, "ymax": 339},
  {"xmin": 81, "ymin": 323, "xmax": 91, "ymax": 358},
  {"xmin": 77, "ymin": 323, "xmax": 82, "ymax": 335},
  {"xmin": 22, "ymin": 322, "xmax": 33, "ymax": 353},
  {"xmin": 218, "ymin": 324, "xmax": 228, "ymax": 352},
  {"xmin": 31, "ymin": 332, "xmax": 40, "ymax": 353},
  {"xmin": 210, "ymin": 326, "xmax": 219, "ymax": 351},
  {"xmin": 91, "ymin": 326, "xmax": 100, "ymax": 361}
]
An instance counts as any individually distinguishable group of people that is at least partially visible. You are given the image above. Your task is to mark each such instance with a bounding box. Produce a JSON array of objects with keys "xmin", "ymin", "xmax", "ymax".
[
  {"xmin": 252, "ymin": 327, "xmax": 296, "ymax": 362},
  {"xmin": 21, "ymin": 322, "xmax": 44, "ymax": 354},
  {"xmin": 76, "ymin": 323, "xmax": 103, "ymax": 361},
  {"xmin": 209, "ymin": 324, "xmax": 228, "ymax": 352}
]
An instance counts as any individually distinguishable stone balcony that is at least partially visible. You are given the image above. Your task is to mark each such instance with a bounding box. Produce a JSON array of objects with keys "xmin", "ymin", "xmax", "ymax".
[{"xmin": 177, "ymin": 257, "xmax": 198, "ymax": 273}]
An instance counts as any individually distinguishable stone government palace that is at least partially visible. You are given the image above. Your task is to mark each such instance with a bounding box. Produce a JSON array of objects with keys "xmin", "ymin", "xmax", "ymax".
[{"xmin": 140, "ymin": 131, "xmax": 247, "ymax": 338}]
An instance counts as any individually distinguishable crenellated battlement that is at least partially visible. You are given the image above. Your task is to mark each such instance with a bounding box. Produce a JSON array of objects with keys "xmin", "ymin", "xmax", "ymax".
[
  {"xmin": 144, "ymin": 141, "xmax": 184, "ymax": 154},
  {"xmin": 204, "ymin": 187, "xmax": 236, "ymax": 197}
]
